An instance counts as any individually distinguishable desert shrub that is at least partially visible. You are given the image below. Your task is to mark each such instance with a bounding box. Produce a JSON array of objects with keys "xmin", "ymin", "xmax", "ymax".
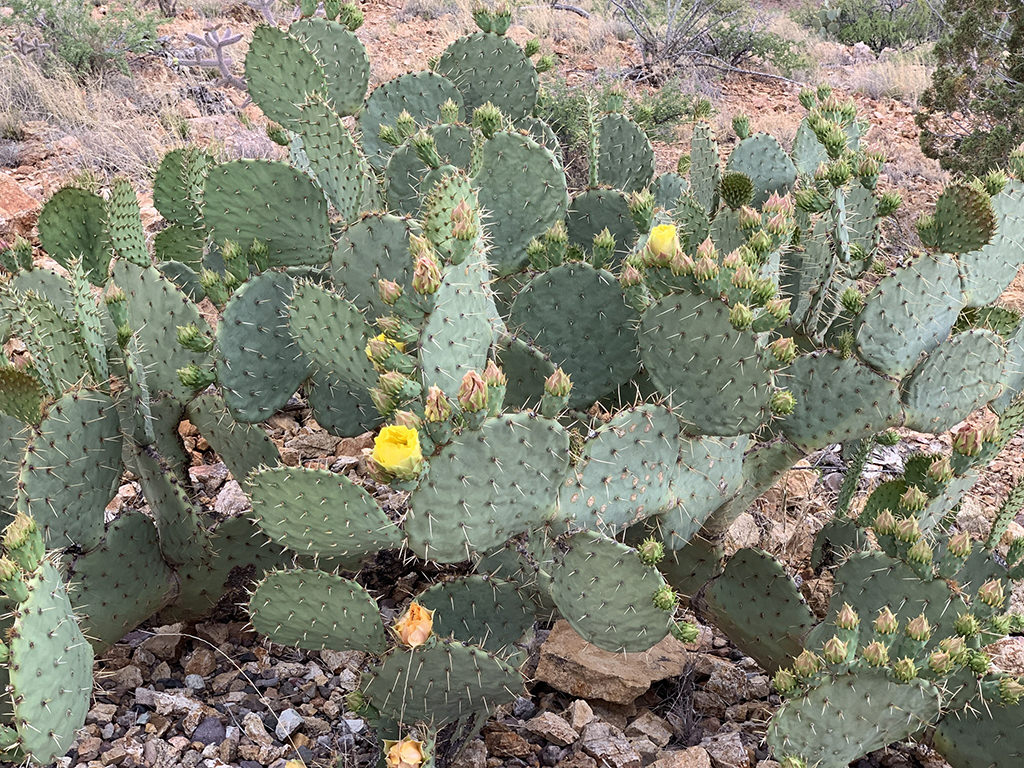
[
  {"xmin": 916, "ymin": 0, "xmax": 1024, "ymax": 176},
  {"xmin": 6, "ymin": 0, "xmax": 160, "ymax": 77},
  {"xmin": 801, "ymin": 0, "xmax": 940, "ymax": 52},
  {"xmin": 608, "ymin": 0, "xmax": 809, "ymax": 81}
]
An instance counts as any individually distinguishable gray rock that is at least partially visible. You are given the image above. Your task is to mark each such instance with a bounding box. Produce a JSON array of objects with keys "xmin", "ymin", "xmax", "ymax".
[
  {"xmin": 192, "ymin": 717, "xmax": 226, "ymax": 746},
  {"xmin": 214, "ymin": 480, "xmax": 250, "ymax": 515},
  {"xmin": 700, "ymin": 732, "xmax": 750, "ymax": 768},
  {"xmin": 275, "ymin": 708, "xmax": 304, "ymax": 740},
  {"xmin": 185, "ymin": 674, "xmax": 206, "ymax": 690},
  {"xmin": 526, "ymin": 711, "xmax": 578, "ymax": 747},
  {"xmin": 449, "ymin": 739, "xmax": 486, "ymax": 768},
  {"xmin": 580, "ymin": 722, "xmax": 641, "ymax": 768}
]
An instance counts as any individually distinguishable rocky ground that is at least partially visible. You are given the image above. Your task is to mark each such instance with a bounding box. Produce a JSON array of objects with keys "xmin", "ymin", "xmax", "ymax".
[{"xmin": 3, "ymin": 1, "xmax": 1024, "ymax": 767}]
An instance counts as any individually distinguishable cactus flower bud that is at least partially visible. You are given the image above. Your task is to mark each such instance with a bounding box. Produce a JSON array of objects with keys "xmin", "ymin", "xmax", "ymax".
[
  {"xmin": 652, "ymin": 585, "xmax": 678, "ymax": 612},
  {"xmin": 968, "ymin": 649, "xmax": 990, "ymax": 675},
  {"xmin": 378, "ymin": 279, "xmax": 404, "ymax": 306},
  {"xmin": 905, "ymin": 614, "xmax": 931, "ymax": 642},
  {"xmin": 874, "ymin": 607, "xmax": 899, "ymax": 635},
  {"xmin": 392, "ymin": 410, "xmax": 421, "ymax": 431},
  {"xmin": 876, "ymin": 430, "xmax": 900, "ymax": 446},
  {"xmin": 412, "ymin": 254, "xmax": 442, "ymax": 296},
  {"xmin": 384, "ymin": 737, "xmax": 425, "ymax": 768},
  {"xmin": 770, "ymin": 390, "xmax": 797, "ymax": 416},
  {"xmin": 676, "ymin": 154, "xmax": 691, "ymax": 175},
  {"xmin": 693, "ymin": 256, "xmax": 720, "ymax": 282},
  {"xmin": 177, "ymin": 364, "xmax": 216, "ymax": 390},
  {"xmin": 951, "ymin": 424, "xmax": 983, "ymax": 457},
  {"xmin": 424, "ymin": 386, "xmax": 452, "ymax": 423},
  {"xmin": 620, "ymin": 263, "xmax": 643, "ymax": 287},
  {"xmin": 978, "ymin": 579, "xmax": 1006, "ymax": 608},
  {"xmin": 732, "ymin": 114, "xmax": 751, "ymax": 139},
  {"xmin": 940, "ymin": 635, "xmax": 968, "ymax": 662},
  {"xmin": 472, "ymin": 102, "xmax": 504, "ymax": 138},
  {"xmin": 544, "ymin": 367, "xmax": 572, "ymax": 398},
  {"xmin": 900, "ymin": 485, "xmax": 929, "ymax": 512},
  {"xmin": 747, "ymin": 229, "xmax": 772, "ymax": 255},
  {"xmin": 535, "ymin": 53, "xmax": 556, "ymax": 73},
  {"xmin": 894, "ymin": 516, "xmax": 921, "ymax": 544},
  {"xmin": 773, "ymin": 667, "xmax": 798, "ymax": 695},
  {"xmin": 2, "ymin": 513, "xmax": 42, "ymax": 573},
  {"xmin": 836, "ymin": 603, "xmax": 860, "ymax": 630},
  {"xmin": 928, "ymin": 650, "xmax": 953, "ymax": 675},
  {"xmin": 780, "ymin": 758, "xmax": 807, "ymax": 768},
  {"xmin": 1000, "ymin": 677, "xmax": 1024, "ymax": 705},
  {"xmin": 954, "ymin": 613, "xmax": 981, "ymax": 637},
  {"xmin": 592, "ymin": 228, "xmax": 617, "ymax": 267},
  {"xmin": 926, "ymin": 455, "xmax": 953, "ymax": 484},
  {"xmin": 392, "ymin": 601, "xmax": 434, "ymax": 648},
  {"xmin": 907, "ymin": 538, "xmax": 933, "ymax": 565},
  {"xmin": 729, "ymin": 302, "xmax": 754, "ymax": 331},
  {"xmin": 412, "ymin": 130, "xmax": 443, "ymax": 168},
  {"xmin": 0, "ymin": 557, "xmax": 27, "ymax": 602},
  {"xmin": 730, "ymin": 263, "xmax": 755, "ymax": 290},
  {"xmin": 440, "ymin": 97, "xmax": 460, "ymax": 123},
  {"xmin": 948, "ymin": 530, "xmax": 972, "ymax": 559},
  {"xmin": 722, "ymin": 249, "xmax": 743, "ymax": 270},
  {"xmin": 482, "ymin": 359, "xmax": 506, "ymax": 387},
  {"xmin": 765, "ymin": 297, "xmax": 791, "ymax": 322},
  {"xmin": 892, "ymin": 657, "xmax": 918, "ymax": 682},
  {"xmin": 877, "ymin": 191, "xmax": 902, "ymax": 217},
  {"xmin": 370, "ymin": 387, "xmax": 395, "ymax": 415},
  {"xmin": 793, "ymin": 650, "xmax": 820, "ymax": 678},
  {"xmin": 670, "ymin": 620, "xmax": 699, "ymax": 644},
  {"xmin": 863, "ymin": 641, "xmax": 889, "ymax": 667},
  {"xmin": 769, "ymin": 336, "xmax": 797, "ymax": 364},
  {"xmin": 379, "ymin": 371, "xmax": 409, "ymax": 398},
  {"xmin": 738, "ymin": 206, "xmax": 761, "ymax": 230},
  {"xmin": 637, "ymin": 537, "xmax": 665, "ymax": 566},
  {"xmin": 379, "ymin": 124, "xmax": 402, "ymax": 147},
  {"xmin": 765, "ymin": 212, "xmax": 791, "ymax": 237},
  {"xmin": 395, "ymin": 110, "xmax": 416, "ymax": 140},
  {"xmin": 177, "ymin": 324, "xmax": 212, "ymax": 353},
  {"xmin": 451, "ymin": 198, "xmax": 477, "ymax": 241},
  {"xmin": 840, "ymin": 286, "xmax": 865, "ymax": 314},
  {"xmin": 822, "ymin": 636, "xmax": 848, "ymax": 664},
  {"xmin": 458, "ymin": 370, "xmax": 488, "ymax": 413},
  {"xmin": 372, "ymin": 425, "xmax": 423, "ymax": 480},
  {"xmin": 873, "ymin": 508, "xmax": 897, "ymax": 536}
]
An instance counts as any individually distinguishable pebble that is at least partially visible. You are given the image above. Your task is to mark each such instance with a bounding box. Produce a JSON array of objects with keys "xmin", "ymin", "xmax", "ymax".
[
  {"xmin": 192, "ymin": 717, "xmax": 226, "ymax": 746},
  {"xmin": 275, "ymin": 708, "xmax": 304, "ymax": 740}
]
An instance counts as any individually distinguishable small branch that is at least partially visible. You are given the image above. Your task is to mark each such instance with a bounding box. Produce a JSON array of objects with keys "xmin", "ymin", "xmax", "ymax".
[
  {"xmin": 688, "ymin": 51, "xmax": 807, "ymax": 86},
  {"xmin": 550, "ymin": 2, "xmax": 590, "ymax": 18}
]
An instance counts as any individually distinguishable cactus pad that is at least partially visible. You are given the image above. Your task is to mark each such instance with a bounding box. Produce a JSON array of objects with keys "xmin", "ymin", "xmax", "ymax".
[
  {"xmin": 244, "ymin": 24, "xmax": 328, "ymax": 126},
  {"xmin": 596, "ymin": 113, "xmax": 655, "ymax": 193},
  {"xmin": 565, "ymin": 189, "xmax": 637, "ymax": 265},
  {"xmin": 289, "ymin": 18, "xmax": 369, "ymax": 115},
  {"xmin": 435, "ymin": 32, "xmax": 538, "ymax": 120},
  {"xmin": 416, "ymin": 575, "xmax": 537, "ymax": 652},
  {"xmin": 331, "ymin": 213, "xmax": 420, "ymax": 316},
  {"xmin": 958, "ymin": 180, "xmax": 1024, "ymax": 307},
  {"xmin": 186, "ymin": 392, "xmax": 279, "ymax": 484},
  {"xmin": 36, "ymin": 186, "xmax": 109, "ymax": 283},
  {"xmin": 294, "ymin": 95, "xmax": 367, "ymax": 222},
  {"xmin": 725, "ymin": 133, "xmax": 797, "ymax": 208}
]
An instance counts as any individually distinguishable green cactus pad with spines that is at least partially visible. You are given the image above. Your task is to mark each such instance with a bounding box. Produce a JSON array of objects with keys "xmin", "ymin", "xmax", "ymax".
[
  {"xmin": 508, "ymin": 262, "xmax": 639, "ymax": 408},
  {"xmin": 16, "ymin": 390, "xmax": 121, "ymax": 551},
  {"xmin": 203, "ymin": 160, "xmax": 331, "ymax": 267},
  {"xmin": 565, "ymin": 189, "xmax": 637, "ymax": 265},
  {"xmin": 725, "ymin": 133, "xmax": 797, "ymax": 208},
  {"xmin": 358, "ymin": 72, "xmax": 463, "ymax": 171},
  {"xmin": 689, "ymin": 121, "xmax": 720, "ymax": 215},
  {"xmin": 36, "ymin": 186, "xmax": 109, "ymax": 284},
  {"xmin": 421, "ymin": 169, "xmax": 477, "ymax": 263},
  {"xmin": 419, "ymin": 249, "xmax": 500, "ymax": 398},
  {"xmin": 671, "ymin": 191, "xmax": 712, "ymax": 248},
  {"xmin": 0, "ymin": 368, "xmax": 43, "ymax": 423},
  {"xmin": 596, "ymin": 113, "xmax": 655, "ymax": 193},
  {"xmin": 162, "ymin": 514, "xmax": 287, "ymax": 622},
  {"xmin": 809, "ymin": 551, "xmax": 967, "ymax": 651},
  {"xmin": 709, "ymin": 206, "xmax": 746, "ymax": 255},
  {"xmin": 107, "ymin": 178, "xmax": 149, "ymax": 267},
  {"xmin": 293, "ymin": 95, "xmax": 367, "ymax": 222},
  {"xmin": 474, "ymin": 131, "xmax": 569, "ymax": 274},
  {"xmin": 67, "ymin": 262, "xmax": 109, "ymax": 383},
  {"xmin": 8, "ymin": 560, "xmax": 94, "ymax": 765},
  {"xmin": 559, "ymin": 405, "xmax": 680, "ymax": 532},
  {"xmin": 306, "ymin": 369, "xmax": 382, "ymax": 437},
  {"xmin": 959, "ymin": 180, "xmax": 1024, "ymax": 307},
  {"xmin": 932, "ymin": 183, "xmax": 996, "ymax": 254},
  {"xmin": 782, "ymin": 217, "xmax": 834, "ymax": 327},
  {"xmin": 810, "ymin": 517, "xmax": 869, "ymax": 569},
  {"xmin": 700, "ymin": 548, "xmax": 816, "ymax": 672},
  {"xmin": 416, "ymin": 575, "xmax": 537, "ymax": 652},
  {"xmin": 154, "ymin": 226, "xmax": 205, "ymax": 271},
  {"xmin": 131, "ymin": 444, "xmax": 213, "ymax": 567},
  {"xmin": 11, "ymin": 291, "xmax": 90, "ymax": 396},
  {"xmin": 901, "ymin": 329, "xmax": 1007, "ymax": 433},
  {"xmin": 767, "ymin": 669, "xmax": 941, "ymax": 768},
  {"xmin": 157, "ymin": 260, "xmax": 204, "ymax": 302},
  {"xmin": 9, "ymin": 267, "xmax": 74, "ymax": 315},
  {"xmin": 517, "ymin": 115, "xmax": 560, "ymax": 153},
  {"xmin": 185, "ymin": 393, "xmax": 279, "ymax": 484},
  {"xmin": 856, "ymin": 477, "xmax": 907, "ymax": 527},
  {"xmin": 933, "ymin": 699, "xmax": 1024, "ymax": 768},
  {"xmin": 651, "ymin": 172, "xmax": 689, "ymax": 211},
  {"xmin": 249, "ymin": 568, "xmax": 386, "ymax": 652},
  {"xmin": 701, "ymin": 438, "xmax": 803, "ymax": 536},
  {"xmin": 844, "ymin": 183, "xmax": 881, "ymax": 261},
  {"xmin": 289, "ymin": 18, "xmax": 369, "ymax": 115},
  {"xmin": 249, "ymin": 466, "xmax": 402, "ymax": 561},
  {"xmin": 994, "ymin": 320, "xmax": 1024, "ymax": 412},
  {"xmin": 112, "ymin": 260, "xmax": 209, "ymax": 402},
  {"xmin": 640, "ymin": 292, "xmax": 773, "ymax": 435},
  {"xmin": 0, "ymin": 415, "xmax": 27, "ymax": 513},
  {"xmin": 289, "ymin": 280, "xmax": 377, "ymax": 392},
  {"xmin": 658, "ymin": 435, "xmax": 746, "ymax": 549},
  {"xmin": 153, "ymin": 146, "xmax": 211, "ymax": 227},
  {"xmin": 405, "ymin": 413, "xmax": 569, "ymax": 563},
  {"xmin": 384, "ymin": 124, "xmax": 473, "ymax": 215},
  {"xmin": 244, "ymin": 24, "xmax": 329, "ymax": 126},
  {"xmin": 362, "ymin": 636, "xmax": 523, "ymax": 726},
  {"xmin": 435, "ymin": 32, "xmax": 538, "ymax": 120},
  {"xmin": 855, "ymin": 251, "xmax": 964, "ymax": 377},
  {"xmin": 331, "ymin": 213, "xmax": 420, "ymax": 316},
  {"xmin": 217, "ymin": 271, "xmax": 309, "ymax": 423},
  {"xmin": 66, "ymin": 511, "xmax": 176, "ymax": 651},
  {"xmin": 657, "ymin": 536, "xmax": 724, "ymax": 597},
  {"xmin": 120, "ymin": 338, "xmax": 155, "ymax": 445},
  {"xmin": 782, "ymin": 352, "xmax": 903, "ymax": 451},
  {"xmin": 497, "ymin": 334, "xmax": 556, "ymax": 408},
  {"xmin": 549, "ymin": 530, "xmax": 672, "ymax": 653}
]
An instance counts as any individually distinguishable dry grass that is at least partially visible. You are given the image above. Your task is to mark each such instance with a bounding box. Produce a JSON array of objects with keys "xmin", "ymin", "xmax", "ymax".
[
  {"xmin": 844, "ymin": 48, "xmax": 932, "ymax": 105},
  {"xmin": 0, "ymin": 55, "xmax": 184, "ymax": 181}
]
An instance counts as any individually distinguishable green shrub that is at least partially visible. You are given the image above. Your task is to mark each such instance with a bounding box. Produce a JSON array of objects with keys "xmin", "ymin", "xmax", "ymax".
[
  {"xmin": 802, "ymin": 0, "xmax": 940, "ymax": 52},
  {"xmin": 7, "ymin": 0, "xmax": 159, "ymax": 77},
  {"xmin": 916, "ymin": 0, "xmax": 1024, "ymax": 175}
]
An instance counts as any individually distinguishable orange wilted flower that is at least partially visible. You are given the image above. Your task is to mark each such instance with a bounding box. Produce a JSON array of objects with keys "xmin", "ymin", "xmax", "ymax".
[
  {"xmin": 384, "ymin": 737, "xmax": 425, "ymax": 768},
  {"xmin": 392, "ymin": 601, "xmax": 434, "ymax": 648}
]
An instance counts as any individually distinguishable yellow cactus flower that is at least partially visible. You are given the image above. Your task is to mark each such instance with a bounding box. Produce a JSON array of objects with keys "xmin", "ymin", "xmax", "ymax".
[
  {"xmin": 392, "ymin": 601, "xmax": 434, "ymax": 648},
  {"xmin": 284, "ymin": 761, "xmax": 307, "ymax": 768},
  {"xmin": 371, "ymin": 425, "xmax": 423, "ymax": 480},
  {"xmin": 647, "ymin": 224, "xmax": 679, "ymax": 259},
  {"xmin": 365, "ymin": 333, "xmax": 406, "ymax": 362},
  {"xmin": 384, "ymin": 738, "xmax": 425, "ymax": 768}
]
